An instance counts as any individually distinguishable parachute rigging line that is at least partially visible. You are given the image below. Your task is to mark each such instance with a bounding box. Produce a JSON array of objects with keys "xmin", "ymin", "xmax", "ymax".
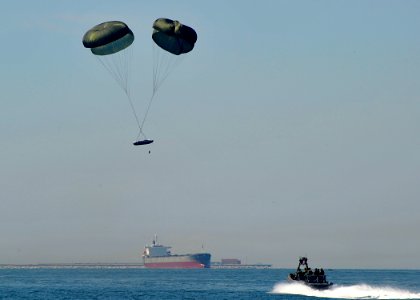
[
  {"xmin": 137, "ymin": 45, "xmax": 185, "ymax": 139},
  {"xmin": 96, "ymin": 49, "xmax": 142, "ymax": 134}
]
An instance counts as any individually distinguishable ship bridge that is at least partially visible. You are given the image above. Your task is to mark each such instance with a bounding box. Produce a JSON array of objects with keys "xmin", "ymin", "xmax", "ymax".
[{"xmin": 143, "ymin": 236, "xmax": 171, "ymax": 257}]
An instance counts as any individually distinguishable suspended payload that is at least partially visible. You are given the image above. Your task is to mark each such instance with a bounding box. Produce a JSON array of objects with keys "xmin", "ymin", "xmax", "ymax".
[
  {"xmin": 133, "ymin": 139, "xmax": 154, "ymax": 146},
  {"xmin": 152, "ymin": 18, "xmax": 197, "ymax": 55}
]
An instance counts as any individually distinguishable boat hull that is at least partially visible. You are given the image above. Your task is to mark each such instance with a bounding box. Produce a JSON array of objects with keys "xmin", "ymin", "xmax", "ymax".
[{"xmin": 288, "ymin": 275, "xmax": 333, "ymax": 290}]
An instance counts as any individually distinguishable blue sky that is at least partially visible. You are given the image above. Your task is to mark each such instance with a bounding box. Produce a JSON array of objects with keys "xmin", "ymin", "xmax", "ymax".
[{"xmin": 1, "ymin": 1, "xmax": 420, "ymax": 268}]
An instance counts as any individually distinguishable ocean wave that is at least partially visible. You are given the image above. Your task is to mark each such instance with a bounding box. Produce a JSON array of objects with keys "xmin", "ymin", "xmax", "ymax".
[{"xmin": 271, "ymin": 282, "xmax": 420, "ymax": 299}]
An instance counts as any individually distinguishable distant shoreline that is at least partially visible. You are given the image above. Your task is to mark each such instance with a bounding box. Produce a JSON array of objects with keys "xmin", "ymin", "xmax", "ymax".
[
  {"xmin": 0, "ymin": 263, "xmax": 272, "ymax": 269},
  {"xmin": 0, "ymin": 263, "xmax": 146, "ymax": 269}
]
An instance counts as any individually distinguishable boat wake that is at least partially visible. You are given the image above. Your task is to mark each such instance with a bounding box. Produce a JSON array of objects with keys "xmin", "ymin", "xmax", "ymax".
[{"xmin": 271, "ymin": 282, "xmax": 420, "ymax": 299}]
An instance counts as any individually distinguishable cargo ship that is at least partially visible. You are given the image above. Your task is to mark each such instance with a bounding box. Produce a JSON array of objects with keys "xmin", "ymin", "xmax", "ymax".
[{"xmin": 142, "ymin": 236, "xmax": 211, "ymax": 268}]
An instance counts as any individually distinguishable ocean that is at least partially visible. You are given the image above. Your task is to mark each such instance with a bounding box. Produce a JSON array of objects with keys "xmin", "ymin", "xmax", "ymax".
[{"xmin": 0, "ymin": 268, "xmax": 419, "ymax": 299}]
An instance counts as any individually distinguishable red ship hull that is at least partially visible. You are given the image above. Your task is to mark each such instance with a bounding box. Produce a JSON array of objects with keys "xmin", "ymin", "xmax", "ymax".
[
  {"xmin": 144, "ymin": 261, "xmax": 206, "ymax": 269},
  {"xmin": 143, "ymin": 253, "xmax": 211, "ymax": 269}
]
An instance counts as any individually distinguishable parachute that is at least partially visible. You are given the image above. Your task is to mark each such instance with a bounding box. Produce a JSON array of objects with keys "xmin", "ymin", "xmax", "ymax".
[
  {"xmin": 137, "ymin": 18, "xmax": 197, "ymax": 140},
  {"xmin": 83, "ymin": 21, "xmax": 142, "ymax": 141},
  {"xmin": 150, "ymin": 18, "xmax": 197, "ymax": 93},
  {"xmin": 83, "ymin": 21, "xmax": 135, "ymax": 94}
]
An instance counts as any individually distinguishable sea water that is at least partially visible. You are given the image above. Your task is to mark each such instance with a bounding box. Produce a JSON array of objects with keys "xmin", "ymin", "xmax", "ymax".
[{"xmin": 0, "ymin": 268, "xmax": 419, "ymax": 299}]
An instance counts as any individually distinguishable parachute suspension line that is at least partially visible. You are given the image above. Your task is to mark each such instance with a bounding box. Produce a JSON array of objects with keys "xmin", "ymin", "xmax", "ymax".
[
  {"xmin": 137, "ymin": 46, "xmax": 186, "ymax": 139},
  {"xmin": 138, "ymin": 47, "xmax": 182, "ymax": 139},
  {"xmin": 127, "ymin": 93, "xmax": 142, "ymax": 132},
  {"xmin": 136, "ymin": 46, "xmax": 159, "ymax": 139},
  {"xmin": 95, "ymin": 48, "xmax": 142, "ymax": 134},
  {"xmin": 152, "ymin": 46, "xmax": 185, "ymax": 93},
  {"xmin": 137, "ymin": 92, "xmax": 156, "ymax": 139},
  {"xmin": 96, "ymin": 52, "xmax": 129, "ymax": 96}
]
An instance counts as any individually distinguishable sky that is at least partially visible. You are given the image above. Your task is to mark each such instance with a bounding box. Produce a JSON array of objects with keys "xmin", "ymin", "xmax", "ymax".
[{"xmin": 1, "ymin": 1, "xmax": 420, "ymax": 268}]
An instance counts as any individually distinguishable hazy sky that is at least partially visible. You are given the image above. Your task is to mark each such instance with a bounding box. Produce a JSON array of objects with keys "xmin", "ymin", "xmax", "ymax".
[{"xmin": 1, "ymin": 1, "xmax": 420, "ymax": 268}]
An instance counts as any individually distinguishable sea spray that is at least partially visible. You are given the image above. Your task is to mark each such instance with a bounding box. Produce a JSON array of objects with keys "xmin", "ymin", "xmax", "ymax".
[{"xmin": 272, "ymin": 282, "xmax": 420, "ymax": 299}]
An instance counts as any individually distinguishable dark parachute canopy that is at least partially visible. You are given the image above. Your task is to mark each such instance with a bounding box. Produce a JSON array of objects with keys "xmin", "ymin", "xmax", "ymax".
[
  {"xmin": 152, "ymin": 18, "xmax": 197, "ymax": 55},
  {"xmin": 83, "ymin": 21, "xmax": 134, "ymax": 55}
]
